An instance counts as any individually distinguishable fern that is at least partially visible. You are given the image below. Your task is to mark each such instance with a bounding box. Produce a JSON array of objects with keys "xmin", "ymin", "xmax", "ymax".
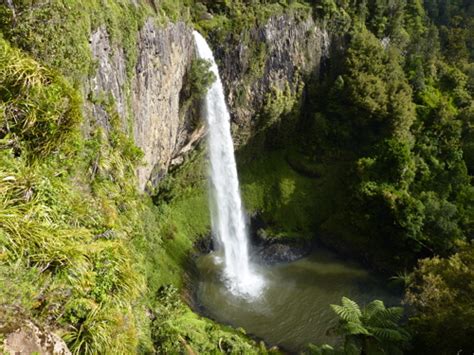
[
  {"xmin": 344, "ymin": 321, "xmax": 370, "ymax": 335},
  {"xmin": 364, "ymin": 299, "xmax": 385, "ymax": 318},
  {"xmin": 369, "ymin": 327, "xmax": 409, "ymax": 342},
  {"xmin": 330, "ymin": 297, "xmax": 362, "ymax": 322},
  {"xmin": 318, "ymin": 297, "xmax": 411, "ymax": 354},
  {"xmin": 367, "ymin": 307, "xmax": 403, "ymax": 328},
  {"xmin": 342, "ymin": 297, "xmax": 362, "ymax": 317}
]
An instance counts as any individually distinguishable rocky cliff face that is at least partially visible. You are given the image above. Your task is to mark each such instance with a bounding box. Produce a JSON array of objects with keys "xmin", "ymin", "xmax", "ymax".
[
  {"xmin": 214, "ymin": 13, "xmax": 330, "ymax": 145},
  {"xmin": 85, "ymin": 19, "xmax": 201, "ymax": 191},
  {"xmin": 85, "ymin": 13, "xmax": 330, "ymax": 190}
]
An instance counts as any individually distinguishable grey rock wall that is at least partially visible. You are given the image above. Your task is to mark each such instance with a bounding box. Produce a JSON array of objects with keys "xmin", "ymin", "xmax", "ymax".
[
  {"xmin": 215, "ymin": 13, "xmax": 330, "ymax": 144},
  {"xmin": 132, "ymin": 20, "xmax": 197, "ymax": 190},
  {"xmin": 85, "ymin": 13, "xmax": 330, "ymax": 191},
  {"xmin": 85, "ymin": 19, "xmax": 200, "ymax": 191}
]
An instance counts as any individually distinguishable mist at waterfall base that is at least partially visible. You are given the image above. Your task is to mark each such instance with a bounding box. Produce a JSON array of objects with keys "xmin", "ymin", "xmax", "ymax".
[
  {"xmin": 193, "ymin": 32, "xmax": 399, "ymax": 351},
  {"xmin": 193, "ymin": 31, "xmax": 263, "ymax": 297}
]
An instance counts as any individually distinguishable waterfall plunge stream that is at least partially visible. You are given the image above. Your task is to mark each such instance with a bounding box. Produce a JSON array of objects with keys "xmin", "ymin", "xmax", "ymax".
[{"xmin": 193, "ymin": 31, "xmax": 263, "ymax": 297}]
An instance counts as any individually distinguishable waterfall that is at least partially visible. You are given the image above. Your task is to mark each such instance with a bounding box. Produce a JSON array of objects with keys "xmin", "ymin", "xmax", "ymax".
[{"xmin": 193, "ymin": 31, "xmax": 263, "ymax": 297}]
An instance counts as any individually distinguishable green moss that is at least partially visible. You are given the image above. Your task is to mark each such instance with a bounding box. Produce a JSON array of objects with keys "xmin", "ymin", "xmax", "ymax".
[
  {"xmin": 145, "ymin": 150, "xmax": 210, "ymax": 289},
  {"xmin": 239, "ymin": 149, "xmax": 347, "ymax": 241}
]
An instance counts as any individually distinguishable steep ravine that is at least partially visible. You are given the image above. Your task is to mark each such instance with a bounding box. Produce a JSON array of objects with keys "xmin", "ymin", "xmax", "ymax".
[
  {"xmin": 85, "ymin": 12, "xmax": 332, "ymax": 190},
  {"xmin": 1, "ymin": 6, "xmax": 334, "ymax": 353}
]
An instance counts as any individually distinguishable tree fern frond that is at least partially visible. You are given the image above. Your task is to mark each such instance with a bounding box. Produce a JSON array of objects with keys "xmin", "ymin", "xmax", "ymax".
[
  {"xmin": 331, "ymin": 304, "xmax": 362, "ymax": 323},
  {"xmin": 341, "ymin": 297, "xmax": 362, "ymax": 317},
  {"xmin": 368, "ymin": 326, "xmax": 409, "ymax": 343},
  {"xmin": 344, "ymin": 321, "xmax": 371, "ymax": 336},
  {"xmin": 367, "ymin": 307, "xmax": 403, "ymax": 327},
  {"xmin": 364, "ymin": 299, "xmax": 385, "ymax": 318}
]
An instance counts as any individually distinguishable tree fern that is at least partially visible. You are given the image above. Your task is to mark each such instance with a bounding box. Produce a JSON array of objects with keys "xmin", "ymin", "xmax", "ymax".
[
  {"xmin": 369, "ymin": 326, "xmax": 409, "ymax": 342},
  {"xmin": 364, "ymin": 299, "xmax": 385, "ymax": 318},
  {"xmin": 313, "ymin": 297, "xmax": 411, "ymax": 354},
  {"xmin": 344, "ymin": 321, "xmax": 371, "ymax": 335},
  {"xmin": 330, "ymin": 296, "xmax": 362, "ymax": 322}
]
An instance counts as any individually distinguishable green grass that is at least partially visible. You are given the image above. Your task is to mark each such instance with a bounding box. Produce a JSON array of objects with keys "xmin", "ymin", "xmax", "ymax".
[{"xmin": 0, "ymin": 39, "xmax": 149, "ymax": 353}]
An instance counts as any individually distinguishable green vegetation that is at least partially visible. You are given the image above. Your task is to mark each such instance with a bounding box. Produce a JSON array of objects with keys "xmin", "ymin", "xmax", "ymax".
[
  {"xmin": 1, "ymin": 0, "xmax": 473, "ymax": 353},
  {"xmin": 193, "ymin": 0, "xmax": 311, "ymax": 39},
  {"xmin": 405, "ymin": 242, "xmax": 474, "ymax": 353},
  {"xmin": 0, "ymin": 36, "xmax": 146, "ymax": 353},
  {"xmin": 308, "ymin": 297, "xmax": 410, "ymax": 355},
  {"xmin": 150, "ymin": 285, "xmax": 272, "ymax": 354},
  {"xmin": 236, "ymin": 1, "xmax": 473, "ymax": 352},
  {"xmin": 253, "ymin": 0, "xmax": 474, "ymax": 271},
  {"xmin": 0, "ymin": 0, "xmax": 151, "ymax": 82},
  {"xmin": 0, "ymin": 3, "xmax": 267, "ymax": 352}
]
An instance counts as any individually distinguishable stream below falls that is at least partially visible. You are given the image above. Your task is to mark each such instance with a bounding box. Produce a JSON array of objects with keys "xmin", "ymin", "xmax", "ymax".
[{"xmin": 195, "ymin": 247, "xmax": 401, "ymax": 352}]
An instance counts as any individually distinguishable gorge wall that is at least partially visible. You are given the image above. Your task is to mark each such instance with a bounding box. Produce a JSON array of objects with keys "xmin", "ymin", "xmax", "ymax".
[
  {"xmin": 83, "ymin": 12, "xmax": 331, "ymax": 190},
  {"xmin": 215, "ymin": 13, "xmax": 330, "ymax": 145},
  {"xmin": 85, "ymin": 20, "xmax": 198, "ymax": 191}
]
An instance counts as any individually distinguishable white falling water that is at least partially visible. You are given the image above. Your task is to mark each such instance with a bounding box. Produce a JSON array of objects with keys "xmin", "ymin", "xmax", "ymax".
[{"xmin": 193, "ymin": 31, "xmax": 263, "ymax": 297}]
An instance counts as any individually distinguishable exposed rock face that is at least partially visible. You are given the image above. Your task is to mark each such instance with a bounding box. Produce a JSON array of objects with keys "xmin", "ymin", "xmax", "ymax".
[
  {"xmin": 250, "ymin": 215, "xmax": 310, "ymax": 264},
  {"xmin": 256, "ymin": 242, "xmax": 309, "ymax": 264},
  {"xmin": 85, "ymin": 13, "xmax": 330, "ymax": 190},
  {"xmin": 3, "ymin": 321, "xmax": 71, "ymax": 355},
  {"xmin": 86, "ymin": 26, "xmax": 129, "ymax": 130},
  {"xmin": 86, "ymin": 19, "xmax": 202, "ymax": 191},
  {"xmin": 132, "ymin": 20, "xmax": 197, "ymax": 190},
  {"xmin": 215, "ymin": 13, "xmax": 330, "ymax": 144}
]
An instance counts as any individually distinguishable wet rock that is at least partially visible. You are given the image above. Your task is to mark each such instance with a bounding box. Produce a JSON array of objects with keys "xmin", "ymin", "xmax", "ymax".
[{"xmin": 256, "ymin": 242, "xmax": 308, "ymax": 264}]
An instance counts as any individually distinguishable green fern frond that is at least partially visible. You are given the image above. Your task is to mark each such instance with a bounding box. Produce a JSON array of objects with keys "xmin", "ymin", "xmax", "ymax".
[
  {"xmin": 331, "ymin": 304, "xmax": 362, "ymax": 323},
  {"xmin": 368, "ymin": 326, "xmax": 409, "ymax": 343},
  {"xmin": 364, "ymin": 299, "xmax": 385, "ymax": 318},
  {"xmin": 367, "ymin": 307, "xmax": 403, "ymax": 327},
  {"xmin": 341, "ymin": 297, "xmax": 362, "ymax": 317},
  {"xmin": 344, "ymin": 321, "xmax": 371, "ymax": 336}
]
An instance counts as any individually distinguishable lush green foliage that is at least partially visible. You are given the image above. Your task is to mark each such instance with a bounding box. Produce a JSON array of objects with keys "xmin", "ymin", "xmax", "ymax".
[
  {"xmin": 150, "ymin": 285, "xmax": 268, "ymax": 354},
  {"xmin": 189, "ymin": 59, "xmax": 216, "ymax": 99},
  {"xmin": 237, "ymin": 2, "xmax": 473, "ymax": 351},
  {"xmin": 290, "ymin": 0, "xmax": 474, "ymax": 273},
  {"xmin": 0, "ymin": 7, "xmax": 263, "ymax": 353},
  {"xmin": 405, "ymin": 242, "xmax": 474, "ymax": 353},
  {"xmin": 0, "ymin": 38, "xmax": 147, "ymax": 354},
  {"xmin": 1, "ymin": 0, "xmax": 473, "ymax": 353},
  {"xmin": 0, "ymin": 0, "xmax": 151, "ymax": 83},
  {"xmin": 0, "ymin": 37, "xmax": 81, "ymax": 157},
  {"xmin": 308, "ymin": 297, "xmax": 410, "ymax": 355}
]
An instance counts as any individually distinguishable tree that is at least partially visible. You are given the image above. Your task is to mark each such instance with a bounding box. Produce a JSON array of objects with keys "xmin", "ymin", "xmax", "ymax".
[{"xmin": 405, "ymin": 242, "xmax": 474, "ymax": 353}]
